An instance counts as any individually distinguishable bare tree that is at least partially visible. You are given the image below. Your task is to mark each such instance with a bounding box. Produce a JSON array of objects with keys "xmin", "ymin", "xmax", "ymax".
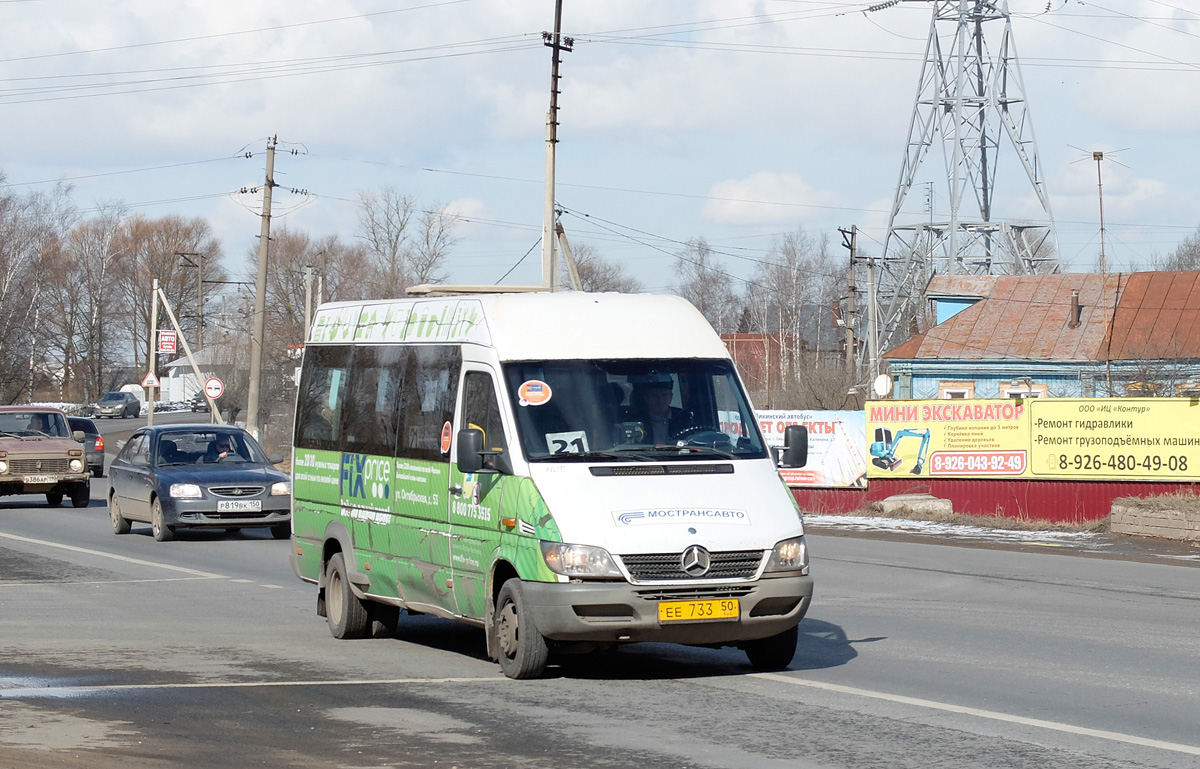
[
  {"xmin": 356, "ymin": 186, "xmax": 460, "ymax": 296},
  {"xmin": 1155, "ymin": 225, "xmax": 1200, "ymax": 271},
  {"xmin": 111, "ymin": 214, "xmax": 224, "ymax": 373},
  {"xmin": 572, "ymin": 242, "xmax": 642, "ymax": 293},
  {"xmin": 0, "ymin": 178, "xmax": 77, "ymax": 402},
  {"xmin": 357, "ymin": 186, "xmax": 414, "ymax": 297},
  {"xmin": 673, "ymin": 237, "xmax": 742, "ymax": 333}
]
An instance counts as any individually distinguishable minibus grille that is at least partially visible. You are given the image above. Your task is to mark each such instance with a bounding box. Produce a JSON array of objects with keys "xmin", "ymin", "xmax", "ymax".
[
  {"xmin": 635, "ymin": 586, "xmax": 753, "ymax": 601},
  {"xmin": 620, "ymin": 550, "xmax": 763, "ymax": 581},
  {"xmin": 590, "ymin": 464, "xmax": 733, "ymax": 476}
]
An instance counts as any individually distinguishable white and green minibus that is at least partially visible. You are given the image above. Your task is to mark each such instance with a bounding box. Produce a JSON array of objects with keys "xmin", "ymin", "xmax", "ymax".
[{"xmin": 290, "ymin": 291, "xmax": 811, "ymax": 678}]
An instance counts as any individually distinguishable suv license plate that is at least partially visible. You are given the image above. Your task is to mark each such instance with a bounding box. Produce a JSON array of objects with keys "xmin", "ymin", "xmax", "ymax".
[
  {"xmin": 217, "ymin": 500, "xmax": 262, "ymax": 512},
  {"xmin": 658, "ymin": 598, "xmax": 740, "ymax": 623},
  {"xmin": 23, "ymin": 475, "xmax": 57, "ymax": 485}
]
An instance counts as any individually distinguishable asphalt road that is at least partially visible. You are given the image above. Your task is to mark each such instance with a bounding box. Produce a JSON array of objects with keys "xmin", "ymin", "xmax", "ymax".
[{"xmin": 1, "ymin": 487, "xmax": 1198, "ymax": 769}]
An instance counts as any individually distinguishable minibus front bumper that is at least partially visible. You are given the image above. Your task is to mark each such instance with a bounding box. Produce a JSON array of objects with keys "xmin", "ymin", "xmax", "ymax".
[{"xmin": 520, "ymin": 575, "xmax": 813, "ymax": 645}]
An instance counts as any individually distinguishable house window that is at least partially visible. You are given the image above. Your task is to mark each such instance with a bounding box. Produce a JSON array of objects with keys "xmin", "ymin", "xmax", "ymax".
[
  {"xmin": 938, "ymin": 381, "xmax": 974, "ymax": 399},
  {"xmin": 1000, "ymin": 381, "xmax": 1049, "ymax": 399},
  {"xmin": 1125, "ymin": 381, "xmax": 1159, "ymax": 397}
]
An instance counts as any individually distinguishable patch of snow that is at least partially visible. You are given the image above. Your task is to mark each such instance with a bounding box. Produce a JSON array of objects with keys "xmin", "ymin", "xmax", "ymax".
[{"xmin": 804, "ymin": 515, "xmax": 1109, "ymax": 548}]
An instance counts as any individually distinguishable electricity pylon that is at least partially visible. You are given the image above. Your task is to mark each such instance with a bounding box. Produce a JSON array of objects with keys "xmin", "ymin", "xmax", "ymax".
[{"xmin": 870, "ymin": 0, "xmax": 1059, "ymax": 355}]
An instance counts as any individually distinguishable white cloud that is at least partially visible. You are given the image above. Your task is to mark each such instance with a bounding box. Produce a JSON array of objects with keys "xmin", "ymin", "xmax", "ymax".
[{"xmin": 702, "ymin": 172, "xmax": 847, "ymax": 226}]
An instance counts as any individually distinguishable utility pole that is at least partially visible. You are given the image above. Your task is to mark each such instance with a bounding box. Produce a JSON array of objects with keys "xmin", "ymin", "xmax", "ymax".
[
  {"xmin": 148, "ymin": 278, "xmax": 159, "ymax": 427},
  {"xmin": 541, "ymin": 0, "xmax": 572, "ymax": 291},
  {"xmin": 839, "ymin": 226, "xmax": 858, "ymax": 375},
  {"xmin": 177, "ymin": 252, "xmax": 203, "ymax": 347},
  {"xmin": 304, "ymin": 265, "xmax": 314, "ymax": 341},
  {"xmin": 866, "ymin": 255, "xmax": 879, "ymax": 383},
  {"xmin": 554, "ymin": 222, "xmax": 583, "ymax": 291},
  {"xmin": 246, "ymin": 136, "xmax": 277, "ymax": 438}
]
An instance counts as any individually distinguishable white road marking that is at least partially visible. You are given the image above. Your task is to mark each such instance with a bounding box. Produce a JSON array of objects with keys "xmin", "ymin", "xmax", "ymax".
[
  {"xmin": 754, "ymin": 673, "xmax": 1200, "ymax": 757},
  {"xmin": 231, "ymin": 579, "xmax": 254, "ymax": 583},
  {"xmin": 0, "ymin": 532, "xmax": 225, "ymax": 579},
  {"xmin": 0, "ymin": 677, "xmax": 506, "ymax": 698},
  {"xmin": 261, "ymin": 584, "xmax": 284, "ymax": 589}
]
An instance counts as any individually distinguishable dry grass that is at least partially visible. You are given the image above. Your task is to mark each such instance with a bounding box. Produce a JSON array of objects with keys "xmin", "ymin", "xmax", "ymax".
[
  {"xmin": 858, "ymin": 502, "xmax": 1110, "ymax": 533},
  {"xmin": 1112, "ymin": 491, "xmax": 1200, "ymax": 512}
]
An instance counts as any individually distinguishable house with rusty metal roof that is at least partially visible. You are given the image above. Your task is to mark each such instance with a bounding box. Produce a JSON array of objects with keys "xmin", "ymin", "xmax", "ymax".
[{"xmin": 883, "ymin": 271, "xmax": 1200, "ymax": 399}]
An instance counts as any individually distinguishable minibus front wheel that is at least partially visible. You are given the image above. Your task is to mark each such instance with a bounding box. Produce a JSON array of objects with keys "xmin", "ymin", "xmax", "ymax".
[
  {"xmin": 742, "ymin": 624, "xmax": 799, "ymax": 671},
  {"xmin": 494, "ymin": 580, "xmax": 549, "ymax": 679}
]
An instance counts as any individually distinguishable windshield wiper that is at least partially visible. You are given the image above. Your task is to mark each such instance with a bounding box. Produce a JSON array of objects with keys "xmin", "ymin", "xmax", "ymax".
[
  {"xmin": 530, "ymin": 450, "xmax": 650, "ymax": 463},
  {"xmin": 616, "ymin": 444, "xmax": 739, "ymax": 460}
]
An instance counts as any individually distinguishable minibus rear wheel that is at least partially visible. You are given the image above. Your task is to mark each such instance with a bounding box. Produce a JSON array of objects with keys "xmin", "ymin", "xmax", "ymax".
[
  {"xmin": 743, "ymin": 624, "xmax": 798, "ymax": 671},
  {"xmin": 494, "ymin": 580, "xmax": 549, "ymax": 679},
  {"xmin": 326, "ymin": 552, "xmax": 369, "ymax": 639}
]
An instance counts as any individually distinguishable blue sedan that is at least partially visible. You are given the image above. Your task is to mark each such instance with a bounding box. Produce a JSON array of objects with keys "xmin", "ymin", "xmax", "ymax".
[{"xmin": 107, "ymin": 425, "xmax": 291, "ymax": 542}]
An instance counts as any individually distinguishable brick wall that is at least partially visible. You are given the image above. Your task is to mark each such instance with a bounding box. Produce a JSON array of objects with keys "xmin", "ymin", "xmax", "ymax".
[{"xmin": 1111, "ymin": 501, "xmax": 1200, "ymax": 542}]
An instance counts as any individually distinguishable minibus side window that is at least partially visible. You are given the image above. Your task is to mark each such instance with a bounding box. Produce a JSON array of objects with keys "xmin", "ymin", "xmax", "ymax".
[
  {"xmin": 295, "ymin": 346, "xmax": 351, "ymax": 452},
  {"xmin": 462, "ymin": 372, "xmax": 508, "ymax": 457},
  {"xmin": 396, "ymin": 345, "xmax": 462, "ymax": 462},
  {"xmin": 342, "ymin": 346, "xmax": 407, "ymax": 457}
]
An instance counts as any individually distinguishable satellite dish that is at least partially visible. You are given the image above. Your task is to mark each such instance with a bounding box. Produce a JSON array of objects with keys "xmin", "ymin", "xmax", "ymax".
[{"xmin": 872, "ymin": 374, "xmax": 894, "ymax": 398}]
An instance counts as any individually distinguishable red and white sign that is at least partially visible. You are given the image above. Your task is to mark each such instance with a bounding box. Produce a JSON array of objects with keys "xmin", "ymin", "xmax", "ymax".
[
  {"xmin": 142, "ymin": 371, "xmax": 160, "ymax": 388},
  {"xmin": 204, "ymin": 377, "xmax": 224, "ymax": 399},
  {"xmin": 158, "ymin": 330, "xmax": 177, "ymax": 354}
]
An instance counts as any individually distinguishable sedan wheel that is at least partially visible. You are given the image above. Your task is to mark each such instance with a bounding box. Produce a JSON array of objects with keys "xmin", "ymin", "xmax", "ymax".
[
  {"xmin": 151, "ymin": 499, "xmax": 175, "ymax": 542},
  {"xmin": 110, "ymin": 496, "xmax": 131, "ymax": 535},
  {"xmin": 46, "ymin": 491, "xmax": 64, "ymax": 507}
]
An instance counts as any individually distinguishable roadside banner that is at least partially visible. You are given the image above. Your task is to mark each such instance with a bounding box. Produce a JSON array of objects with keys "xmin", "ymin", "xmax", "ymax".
[
  {"xmin": 756, "ymin": 410, "xmax": 867, "ymax": 488},
  {"xmin": 866, "ymin": 398, "xmax": 1200, "ymax": 482}
]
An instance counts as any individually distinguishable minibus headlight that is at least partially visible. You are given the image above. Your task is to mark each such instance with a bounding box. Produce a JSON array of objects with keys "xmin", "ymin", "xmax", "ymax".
[
  {"xmin": 764, "ymin": 535, "xmax": 809, "ymax": 574},
  {"xmin": 540, "ymin": 542, "xmax": 622, "ymax": 578},
  {"xmin": 270, "ymin": 481, "xmax": 291, "ymax": 496},
  {"xmin": 169, "ymin": 483, "xmax": 203, "ymax": 499}
]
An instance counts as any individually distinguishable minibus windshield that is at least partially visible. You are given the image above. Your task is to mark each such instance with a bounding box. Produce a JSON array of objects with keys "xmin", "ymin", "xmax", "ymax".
[{"xmin": 502, "ymin": 359, "xmax": 767, "ymax": 461}]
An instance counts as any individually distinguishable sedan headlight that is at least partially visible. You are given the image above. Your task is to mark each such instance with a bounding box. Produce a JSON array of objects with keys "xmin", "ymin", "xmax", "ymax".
[
  {"xmin": 270, "ymin": 481, "xmax": 291, "ymax": 496},
  {"xmin": 540, "ymin": 541, "xmax": 622, "ymax": 578},
  {"xmin": 69, "ymin": 459, "xmax": 83, "ymax": 472},
  {"xmin": 0, "ymin": 460, "xmax": 7, "ymax": 474},
  {"xmin": 169, "ymin": 483, "xmax": 203, "ymax": 499},
  {"xmin": 764, "ymin": 535, "xmax": 809, "ymax": 574}
]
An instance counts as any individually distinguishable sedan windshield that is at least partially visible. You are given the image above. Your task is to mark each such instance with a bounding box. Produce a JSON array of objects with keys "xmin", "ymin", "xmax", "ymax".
[
  {"xmin": 156, "ymin": 430, "xmax": 268, "ymax": 466},
  {"xmin": 502, "ymin": 359, "xmax": 766, "ymax": 462}
]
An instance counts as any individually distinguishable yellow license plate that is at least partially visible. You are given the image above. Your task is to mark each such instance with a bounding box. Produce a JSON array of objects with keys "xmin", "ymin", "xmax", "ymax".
[{"xmin": 658, "ymin": 598, "xmax": 740, "ymax": 623}]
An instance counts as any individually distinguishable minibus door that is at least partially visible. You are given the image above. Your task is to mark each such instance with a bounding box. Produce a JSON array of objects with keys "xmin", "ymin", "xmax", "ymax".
[{"xmin": 449, "ymin": 368, "xmax": 510, "ymax": 620}]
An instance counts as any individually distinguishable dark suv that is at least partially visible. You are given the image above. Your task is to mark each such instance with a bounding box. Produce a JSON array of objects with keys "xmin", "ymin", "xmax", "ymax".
[
  {"xmin": 95, "ymin": 391, "xmax": 142, "ymax": 419},
  {"xmin": 68, "ymin": 416, "xmax": 105, "ymax": 478},
  {"xmin": 190, "ymin": 393, "xmax": 211, "ymax": 413}
]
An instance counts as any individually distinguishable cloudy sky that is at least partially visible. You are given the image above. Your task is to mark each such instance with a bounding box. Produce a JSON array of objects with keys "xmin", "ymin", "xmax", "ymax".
[{"xmin": 3, "ymin": 0, "xmax": 1198, "ymax": 293}]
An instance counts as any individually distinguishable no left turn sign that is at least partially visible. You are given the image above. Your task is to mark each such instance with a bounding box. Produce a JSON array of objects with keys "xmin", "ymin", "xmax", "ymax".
[{"xmin": 204, "ymin": 377, "xmax": 224, "ymax": 399}]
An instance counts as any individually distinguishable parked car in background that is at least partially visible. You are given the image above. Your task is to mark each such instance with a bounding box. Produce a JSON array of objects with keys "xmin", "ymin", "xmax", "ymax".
[
  {"xmin": 95, "ymin": 391, "xmax": 142, "ymax": 419},
  {"xmin": 190, "ymin": 393, "xmax": 211, "ymax": 413},
  {"xmin": 67, "ymin": 416, "xmax": 104, "ymax": 478},
  {"xmin": 0, "ymin": 406, "xmax": 92, "ymax": 507},
  {"xmin": 107, "ymin": 424, "xmax": 291, "ymax": 542}
]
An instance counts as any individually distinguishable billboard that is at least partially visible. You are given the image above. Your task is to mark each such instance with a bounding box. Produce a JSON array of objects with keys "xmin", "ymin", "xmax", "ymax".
[
  {"xmin": 866, "ymin": 398, "xmax": 1200, "ymax": 482},
  {"xmin": 757, "ymin": 410, "xmax": 867, "ymax": 488}
]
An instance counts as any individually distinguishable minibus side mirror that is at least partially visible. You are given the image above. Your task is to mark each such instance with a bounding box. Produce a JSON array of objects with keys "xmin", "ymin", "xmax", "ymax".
[
  {"xmin": 456, "ymin": 428, "xmax": 507, "ymax": 474},
  {"xmin": 780, "ymin": 424, "xmax": 808, "ymax": 468}
]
